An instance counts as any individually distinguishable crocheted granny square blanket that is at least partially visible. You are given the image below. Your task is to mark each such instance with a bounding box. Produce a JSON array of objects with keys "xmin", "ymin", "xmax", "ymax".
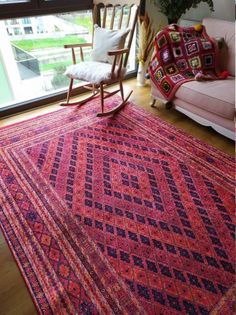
[{"xmin": 149, "ymin": 24, "xmax": 220, "ymax": 101}]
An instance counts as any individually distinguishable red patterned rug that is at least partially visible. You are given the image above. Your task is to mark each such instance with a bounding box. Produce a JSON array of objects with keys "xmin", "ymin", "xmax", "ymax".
[{"xmin": 0, "ymin": 97, "xmax": 235, "ymax": 315}]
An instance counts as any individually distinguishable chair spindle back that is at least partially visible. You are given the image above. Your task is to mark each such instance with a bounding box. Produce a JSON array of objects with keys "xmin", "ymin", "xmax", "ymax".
[{"xmin": 93, "ymin": 1, "xmax": 139, "ymax": 67}]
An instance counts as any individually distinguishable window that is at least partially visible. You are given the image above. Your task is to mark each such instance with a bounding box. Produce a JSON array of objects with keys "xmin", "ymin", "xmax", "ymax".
[
  {"xmin": 22, "ymin": 17, "xmax": 30, "ymax": 24},
  {"xmin": 13, "ymin": 27, "xmax": 22, "ymax": 35},
  {"xmin": 10, "ymin": 19, "xmax": 18, "ymax": 25},
  {"xmin": 0, "ymin": 11, "xmax": 94, "ymax": 109},
  {"xmin": 0, "ymin": 0, "xmax": 92, "ymax": 19},
  {"xmin": 23, "ymin": 26, "xmax": 33, "ymax": 34},
  {"xmin": 0, "ymin": 1, "xmax": 137, "ymax": 114}
]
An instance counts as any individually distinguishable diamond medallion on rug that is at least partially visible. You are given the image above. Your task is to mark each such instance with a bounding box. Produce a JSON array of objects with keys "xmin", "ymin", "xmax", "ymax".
[{"xmin": 0, "ymin": 97, "xmax": 235, "ymax": 315}]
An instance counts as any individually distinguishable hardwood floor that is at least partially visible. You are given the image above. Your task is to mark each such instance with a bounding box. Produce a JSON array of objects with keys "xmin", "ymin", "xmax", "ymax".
[{"xmin": 0, "ymin": 78, "xmax": 234, "ymax": 315}]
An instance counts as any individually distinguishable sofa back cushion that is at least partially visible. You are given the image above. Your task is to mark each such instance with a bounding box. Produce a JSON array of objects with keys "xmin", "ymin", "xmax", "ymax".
[{"xmin": 203, "ymin": 18, "xmax": 235, "ymax": 76}]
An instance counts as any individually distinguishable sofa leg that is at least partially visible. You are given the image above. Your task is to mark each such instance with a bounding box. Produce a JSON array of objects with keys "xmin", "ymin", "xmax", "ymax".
[
  {"xmin": 165, "ymin": 101, "xmax": 173, "ymax": 110},
  {"xmin": 150, "ymin": 98, "xmax": 156, "ymax": 108}
]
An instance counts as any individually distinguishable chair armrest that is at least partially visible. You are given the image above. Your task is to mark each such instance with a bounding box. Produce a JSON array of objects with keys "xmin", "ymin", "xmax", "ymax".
[
  {"xmin": 64, "ymin": 43, "xmax": 93, "ymax": 64},
  {"xmin": 109, "ymin": 48, "xmax": 129, "ymax": 75},
  {"xmin": 108, "ymin": 48, "xmax": 129, "ymax": 56},
  {"xmin": 64, "ymin": 43, "xmax": 93, "ymax": 49}
]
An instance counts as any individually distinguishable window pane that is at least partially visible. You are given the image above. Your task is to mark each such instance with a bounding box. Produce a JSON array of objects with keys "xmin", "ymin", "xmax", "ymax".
[
  {"xmin": 0, "ymin": 10, "xmax": 93, "ymax": 109},
  {"xmin": 0, "ymin": 9, "xmax": 136, "ymax": 110}
]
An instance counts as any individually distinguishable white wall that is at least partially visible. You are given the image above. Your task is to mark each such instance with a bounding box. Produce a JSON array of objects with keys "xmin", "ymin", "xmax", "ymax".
[
  {"xmin": 182, "ymin": 0, "xmax": 235, "ymax": 22},
  {"xmin": 146, "ymin": 0, "xmax": 235, "ymax": 25},
  {"xmin": 145, "ymin": 0, "xmax": 167, "ymax": 31}
]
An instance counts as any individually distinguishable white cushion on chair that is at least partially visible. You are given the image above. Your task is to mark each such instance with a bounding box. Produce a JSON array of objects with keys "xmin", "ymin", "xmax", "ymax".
[
  {"xmin": 65, "ymin": 61, "xmax": 126, "ymax": 85},
  {"xmin": 92, "ymin": 25, "xmax": 130, "ymax": 64}
]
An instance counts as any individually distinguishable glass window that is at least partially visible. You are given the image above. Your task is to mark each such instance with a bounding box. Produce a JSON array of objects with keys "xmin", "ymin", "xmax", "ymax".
[
  {"xmin": 13, "ymin": 27, "xmax": 22, "ymax": 35},
  {"xmin": 10, "ymin": 18, "xmax": 18, "ymax": 25},
  {"xmin": 23, "ymin": 26, "xmax": 33, "ymax": 34},
  {"xmin": 0, "ymin": 8, "xmax": 136, "ymax": 110},
  {"xmin": 0, "ymin": 11, "xmax": 93, "ymax": 109},
  {"xmin": 22, "ymin": 17, "xmax": 30, "ymax": 24}
]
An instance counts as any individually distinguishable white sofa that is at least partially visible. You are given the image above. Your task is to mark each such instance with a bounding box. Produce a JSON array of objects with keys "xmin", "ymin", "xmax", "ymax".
[{"xmin": 150, "ymin": 18, "xmax": 235, "ymax": 140}]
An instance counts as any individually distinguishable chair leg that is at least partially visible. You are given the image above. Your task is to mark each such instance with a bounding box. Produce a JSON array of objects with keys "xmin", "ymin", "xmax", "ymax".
[
  {"xmin": 97, "ymin": 90, "xmax": 133, "ymax": 117},
  {"xmin": 119, "ymin": 80, "xmax": 124, "ymax": 101},
  {"xmin": 150, "ymin": 98, "xmax": 156, "ymax": 108},
  {"xmin": 66, "ymin": 79, "xmax": 74, "ymax": 104},
  {"xmin": 100, "ymin": 83, "xmax": 104, "ymax": 114},
  {"xmin": 60, "ymin": 82, "xmax": 99, "ymax": 107}
]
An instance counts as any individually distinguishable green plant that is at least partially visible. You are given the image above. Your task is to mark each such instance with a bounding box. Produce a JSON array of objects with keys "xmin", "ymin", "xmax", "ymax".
[{"xmin": 152, "ymin": 0, "xmax": 214, "ymax": 24}]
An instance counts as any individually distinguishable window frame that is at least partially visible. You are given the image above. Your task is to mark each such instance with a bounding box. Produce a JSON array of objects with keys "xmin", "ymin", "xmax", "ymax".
[
  {"xmin": 0, "ymin": 0, "xmax": 38, "ymax": 19},
  {"xmin": 0, "ymin": 0, "xmax": 92, "ymax": 19}
]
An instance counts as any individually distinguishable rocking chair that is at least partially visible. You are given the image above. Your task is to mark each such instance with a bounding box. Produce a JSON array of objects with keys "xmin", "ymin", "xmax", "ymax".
[{"xmin": 61, "ymin": 0, "xmax": 140, "ymax": 117}]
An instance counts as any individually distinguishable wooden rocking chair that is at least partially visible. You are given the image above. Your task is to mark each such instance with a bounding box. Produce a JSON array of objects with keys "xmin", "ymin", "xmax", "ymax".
[{"xmin": 61, "ymin": 0, "xmax": 140, "ymax": 117}]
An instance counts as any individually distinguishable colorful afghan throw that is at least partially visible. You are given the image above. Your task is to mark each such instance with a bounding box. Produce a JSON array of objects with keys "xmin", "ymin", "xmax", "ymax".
[
  {"xmin": 0, "ymin": 97, "xmax": 235, "ymax": 314},
  {"xmin": 149, "ymin": 24, "xmax": 220, "ymax": 101}
]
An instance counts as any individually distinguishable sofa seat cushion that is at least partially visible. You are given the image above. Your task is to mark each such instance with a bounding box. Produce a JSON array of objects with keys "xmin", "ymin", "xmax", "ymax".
[{"xmin": 175, "ymin": 77, "xmax": 235, "ymax": 120}]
